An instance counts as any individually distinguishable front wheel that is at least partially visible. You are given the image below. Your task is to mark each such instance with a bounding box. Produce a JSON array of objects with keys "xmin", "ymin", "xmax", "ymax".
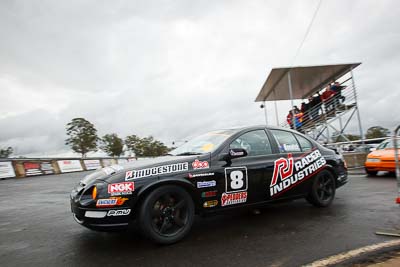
[
  {"xmin": 138, "ymin": 185, "xmax": 195, "ymax": 244},
  {"xmin": 306, "ymin": 170, "xmax": 336, "ymax": 207}
]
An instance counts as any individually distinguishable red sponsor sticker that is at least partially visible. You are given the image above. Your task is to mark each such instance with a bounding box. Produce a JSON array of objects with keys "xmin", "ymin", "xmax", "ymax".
[
  {"xmin": 108, "ymin": 182, "xmax": 134, "ymax": 195},
  {"xmin": 24, "ymin": 162, "xmax": 40, "ymax": 169},
  {"xmin": 221, "ymin": 192, "xmax": 247, "ymax": 206},
  {"xmin": 202, "ymin": 191, "xmax": 217, "ymax": 198},
  {"xmin": 192, "ymin": 159, "xmax": 209, "ymax": 169}
]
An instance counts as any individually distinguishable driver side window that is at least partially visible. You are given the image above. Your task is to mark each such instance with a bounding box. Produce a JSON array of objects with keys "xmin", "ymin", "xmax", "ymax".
[{"xmin": 230, "ymin": 130, "xmax": 272, "ymax": 156}]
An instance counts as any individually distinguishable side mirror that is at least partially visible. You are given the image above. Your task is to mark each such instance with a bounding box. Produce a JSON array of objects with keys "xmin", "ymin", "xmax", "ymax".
[
  {"xmin": 228, "ymin": 148, "xmax": 248, "ymax": 159},
  {"xmin": 219, "ymin": 148, "xmax": 248, "ymax": 162}
]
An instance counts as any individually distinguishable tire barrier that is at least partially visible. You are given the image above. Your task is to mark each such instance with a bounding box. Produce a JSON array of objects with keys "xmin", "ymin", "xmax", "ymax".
[{"xmin": 0, "ymin": 157, "xmax": 136, "ymax": 179}]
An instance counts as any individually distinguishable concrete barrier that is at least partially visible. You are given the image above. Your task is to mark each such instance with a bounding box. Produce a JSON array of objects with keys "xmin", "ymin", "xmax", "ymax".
[
  {"xmin": 343, "ymin": 152, "xmax": 367, "ymax": 168},
  {"xmin": 0, "ymin": 157, "xmax": 136, "ymax": 179},
  {"xmin": 1, "ymin": 153, "xmax": 366, "ymax": 179}
]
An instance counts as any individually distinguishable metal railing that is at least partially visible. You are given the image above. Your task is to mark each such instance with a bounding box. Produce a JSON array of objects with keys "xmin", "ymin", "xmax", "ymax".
[
  {"xmin": 281, "ymin": 79, "xmax": 357, "ymax": 135},
  {"xmin": 322, "ymin": 137, "xmax": 399, "ymax": 170},
  {"xmin": 326, "ymin": 137, "xmax": 389, "ymax": 153}
]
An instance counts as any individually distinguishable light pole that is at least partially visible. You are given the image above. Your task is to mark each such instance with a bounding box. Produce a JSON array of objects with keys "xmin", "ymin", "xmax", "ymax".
[{"xmin": 260, "ymin": 101, "xmax": 268, "ymax": 125}]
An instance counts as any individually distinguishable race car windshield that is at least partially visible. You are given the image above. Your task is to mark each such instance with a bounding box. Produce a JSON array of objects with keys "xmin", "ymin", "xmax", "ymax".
[{"xmin": 170, "ymin": 130, "xmax": 235, "ymax": 156}]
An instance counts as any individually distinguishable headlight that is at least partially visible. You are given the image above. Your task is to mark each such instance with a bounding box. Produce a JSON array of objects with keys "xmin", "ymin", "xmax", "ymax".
[
  {"xmin": 92, "ymin": 186, "xmax": 97, "ymax": 200},
  {"xmin": 79, "ymin": 183, "xmax": 105, "ymax": 205},
  {"xmin": 367, "ymin": 158, "xmax": 380, "ymax": 162}
]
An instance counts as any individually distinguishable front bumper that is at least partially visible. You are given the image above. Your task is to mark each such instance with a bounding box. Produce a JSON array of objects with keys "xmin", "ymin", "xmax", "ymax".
[{"xmin": 70, "ymin": 197, "xmax": 131, "ymax": 231}]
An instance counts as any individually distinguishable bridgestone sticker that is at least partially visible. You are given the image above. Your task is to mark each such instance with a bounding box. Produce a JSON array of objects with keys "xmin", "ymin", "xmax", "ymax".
[
  {"xmin": 125, "ymin": 162, "xmax": 189, "ymax": 180},
  {"xmin": 270, "ymin": 149, "xmax": 326, "ymax": 197}
]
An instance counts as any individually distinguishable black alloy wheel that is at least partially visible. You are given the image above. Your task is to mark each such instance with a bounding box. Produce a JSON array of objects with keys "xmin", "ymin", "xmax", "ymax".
[
  {"xmin": 306, "ymin": 170, "xmax": 336, "ymax": 207},
  {"xmin": 139, "ymin": 185, "xmax": 194, "ymax": 244}
]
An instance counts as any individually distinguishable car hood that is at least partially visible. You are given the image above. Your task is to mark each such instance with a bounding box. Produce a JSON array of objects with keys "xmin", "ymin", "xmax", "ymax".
[
  {"xmin": 368, "ymin": 149, "xmax": 400, "ymax": 159},
  {"xmin": 80, "ymin": 155, "xmax": 208, "ymax": 185}
]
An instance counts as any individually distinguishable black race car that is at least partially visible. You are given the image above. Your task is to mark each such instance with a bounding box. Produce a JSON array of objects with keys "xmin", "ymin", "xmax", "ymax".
[{"xmin": 71, "ymin": 126, "xmax": 347, "ymax": 244}]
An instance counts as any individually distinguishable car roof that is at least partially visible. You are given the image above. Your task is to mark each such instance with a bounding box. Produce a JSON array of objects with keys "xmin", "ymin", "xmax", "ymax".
[
  {"xmin": 214, "ymin": 125, "xmax": 314, "ymax": 143},
  {"xmin": 220, "ymin": 125, "xmax": 304, "ymax": 134}
]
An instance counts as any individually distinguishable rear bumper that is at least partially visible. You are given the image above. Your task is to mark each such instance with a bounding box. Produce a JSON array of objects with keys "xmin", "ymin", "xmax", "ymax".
[
  {"xmin": 336, "ymin": 171, "xmax": 348, "ymax": 188},
  {"xmin": 365, "ymin": 162, "xmax": 395, "ymax": 172}
]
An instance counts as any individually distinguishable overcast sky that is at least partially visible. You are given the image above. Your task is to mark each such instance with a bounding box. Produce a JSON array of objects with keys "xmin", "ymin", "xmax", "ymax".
[{"xmin": 0, "ymin": 0, "xmax": 399, "ymax": 156}]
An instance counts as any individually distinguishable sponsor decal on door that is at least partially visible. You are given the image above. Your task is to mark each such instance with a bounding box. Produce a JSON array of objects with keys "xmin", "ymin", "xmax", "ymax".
[{"xmin": 270, "ymin": 150, "xmax": 326, "ymax": 197}]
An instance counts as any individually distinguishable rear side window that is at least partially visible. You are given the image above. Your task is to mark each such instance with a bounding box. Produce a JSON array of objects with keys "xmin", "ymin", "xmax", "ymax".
[
  {"xmin": 270, "ymin": 130, "xmax": 301, "ymax": 153},
  {"xmin": 295, "ymin": 134, "xmax": 313, "ymax": 152}
]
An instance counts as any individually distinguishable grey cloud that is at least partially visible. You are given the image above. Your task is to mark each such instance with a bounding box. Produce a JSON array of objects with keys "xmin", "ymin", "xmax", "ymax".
[{"xmin": 0, "ymin": 0, "xmax": 399, "ymax": 156}]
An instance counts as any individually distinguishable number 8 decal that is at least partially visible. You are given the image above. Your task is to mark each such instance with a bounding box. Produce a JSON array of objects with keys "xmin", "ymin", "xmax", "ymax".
[
  {"xmin": 230, "ymin": 170, "xmax": 244, "ymax": 189},
  {"xmin": 225, "ymin": 167, "xmax": 248, "ymax": 193}
]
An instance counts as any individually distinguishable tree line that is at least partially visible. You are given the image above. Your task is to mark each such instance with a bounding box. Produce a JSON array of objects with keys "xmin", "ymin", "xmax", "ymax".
[
  {"xmin": 332, "ymin": 126, "xmax": 391, "ymax": 142},
  {"xmin": 65, "ymin": 118, "xmax": 170, "ymax": 158},
  {"xmin": 0, "ymin": 123, "xmax": 394, "ymax": 159}
]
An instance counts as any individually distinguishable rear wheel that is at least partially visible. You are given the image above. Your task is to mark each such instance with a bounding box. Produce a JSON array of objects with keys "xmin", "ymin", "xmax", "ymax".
[
  {"xmin": 366, "ymin": 169, "xmax": 378, "ymax": 176},
  {"xmin": 306, "ymin": 170, "xmax": 336, "ymax": 207},
  {"xmin": 138, "ymin": 185, "xmax": 194, "ymax": 244}
]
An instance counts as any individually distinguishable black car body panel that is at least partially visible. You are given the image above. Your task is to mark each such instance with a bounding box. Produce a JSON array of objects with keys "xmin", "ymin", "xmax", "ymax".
[{"xmin": 70, "ymin": 126, "xmax": 348, "ymax": 230}]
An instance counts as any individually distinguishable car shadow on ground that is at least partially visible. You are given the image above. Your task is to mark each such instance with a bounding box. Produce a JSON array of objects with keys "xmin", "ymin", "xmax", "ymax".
[
  {"xmin": 68, "ymin": 199, "xmax": 347, "ymax": 265},
  {"xmin": 367, "ymin": 171, "xmax": 396, "ymax": 179}
]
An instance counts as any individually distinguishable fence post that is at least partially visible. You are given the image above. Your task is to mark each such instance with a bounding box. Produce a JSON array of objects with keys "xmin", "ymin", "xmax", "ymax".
[{"xmin": 394, "ymin": 125, "xmax": 400, "ymax": 204}]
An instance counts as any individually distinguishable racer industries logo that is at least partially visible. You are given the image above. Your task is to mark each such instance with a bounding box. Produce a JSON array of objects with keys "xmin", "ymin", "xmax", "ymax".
[{"xmin": 270, "ymin": 150, "xmax": 326, "ymax": 197}]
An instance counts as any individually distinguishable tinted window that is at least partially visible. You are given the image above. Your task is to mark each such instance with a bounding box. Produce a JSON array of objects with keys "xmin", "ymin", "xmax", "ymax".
[
  {"xmin": 230, "ymin": 130, "xmax": 272, "ymax": 156},
  {"xmin": 270, "ymin": 130, "xmax": 301, "ymax": 153},
  {"xmin": 295, "ymin": 134, "xmax": 313, "ymax": 152}
]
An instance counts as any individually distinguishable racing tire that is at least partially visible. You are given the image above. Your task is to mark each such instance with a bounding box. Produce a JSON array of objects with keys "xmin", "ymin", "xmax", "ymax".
[
  {"xmin": 138, "ymin": 185, "xmax": 195, "ymax": 245},
  {"xmin": 366, "ymin": 170, "xmax": 378, "ymax": 176},
  {"xmin": 306, "ymin": 170, "xmax": 336, "ymax": 208}
]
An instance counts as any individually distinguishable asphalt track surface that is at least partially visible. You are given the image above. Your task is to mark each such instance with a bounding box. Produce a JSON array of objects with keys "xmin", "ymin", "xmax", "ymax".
[{"xmin": 0, "ymin": 171, "xmax": 399, "ymax": 267}]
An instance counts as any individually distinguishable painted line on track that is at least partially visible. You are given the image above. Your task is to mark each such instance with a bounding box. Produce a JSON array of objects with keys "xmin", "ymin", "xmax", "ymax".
[{"xmin": 303, "ymin": 239, "xmax": 400, "ymax": 267}]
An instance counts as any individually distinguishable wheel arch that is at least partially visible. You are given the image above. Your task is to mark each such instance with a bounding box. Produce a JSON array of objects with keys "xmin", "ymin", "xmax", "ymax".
[{"xmin": 323, "ymin": 163, "xmax": 339, "ymax": 187}]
